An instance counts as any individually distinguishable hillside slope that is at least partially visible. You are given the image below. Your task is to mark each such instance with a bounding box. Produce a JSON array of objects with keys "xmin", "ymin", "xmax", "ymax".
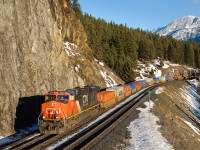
[
  {"xmin": 0, "ymin": 0, "xmax": 123, "ymax": 136},
  {"xmin": 152, "ymin": 80, "xmax": 200, "ymax": 149}
]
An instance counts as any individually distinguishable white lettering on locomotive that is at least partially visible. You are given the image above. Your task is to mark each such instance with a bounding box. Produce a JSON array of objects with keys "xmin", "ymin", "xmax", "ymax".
[
  {"xmin": 83, "ymin": 95, "xmax": 88, "ymax": 106},
  {"xmin": 46, "ymin": 108, "xmax": 61, "ymax": 114}
]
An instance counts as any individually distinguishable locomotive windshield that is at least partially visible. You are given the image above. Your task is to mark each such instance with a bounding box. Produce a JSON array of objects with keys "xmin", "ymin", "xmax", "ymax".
[
  {"xmin": 45, "ymin": 95, "xmax": 56, "ymax": 101},
  {"xmin": 58, "ymin": 95, "xmax": 69, "ymax": 101}
]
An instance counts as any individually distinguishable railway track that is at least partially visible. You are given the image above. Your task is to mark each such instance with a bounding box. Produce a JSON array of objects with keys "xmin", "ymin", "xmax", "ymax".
[
  {"xmin": 5, "ymin": 133, "xmax": 56, "ymax": 150},
  {"xmin": 0, "ymin": 131, "xmax": 40, "ymax": 150},
  {"xmin": 1, "ymin": 81, "xmax": 175, "ymax": 150}
]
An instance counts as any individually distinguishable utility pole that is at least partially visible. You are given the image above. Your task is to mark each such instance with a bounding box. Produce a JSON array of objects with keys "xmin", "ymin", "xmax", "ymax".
[{"xmin": 148, "ymin": 90, "xmax": 151, "ymax": 121}]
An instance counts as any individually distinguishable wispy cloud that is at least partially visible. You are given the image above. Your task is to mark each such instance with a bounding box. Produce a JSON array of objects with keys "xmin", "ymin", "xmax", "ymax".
[{"xmin": 191, "ymin": 0, "xmax": 200, "ymax": 4}]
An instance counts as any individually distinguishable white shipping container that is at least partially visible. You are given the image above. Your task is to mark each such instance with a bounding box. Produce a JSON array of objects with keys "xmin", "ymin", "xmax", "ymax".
[{"xmin": 106, "ymin": 86, "xmax": 124, "ymax": 97}]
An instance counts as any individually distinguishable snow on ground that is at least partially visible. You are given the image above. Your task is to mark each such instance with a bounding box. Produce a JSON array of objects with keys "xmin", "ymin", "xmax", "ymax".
[
  {"xmin": 187, "ymin": 79, "xmax": 199, "ymax": 89},
  {"xmin": 171, "ymin": 63, "xmax": 180, "ymax": 67},
  {"xmin": 94, "ymin": 58, "xmax": 118, "ymax": 87},
  {"xmin": 99, "ymin": 62, "xmax": 104, "ymax": 66},
  {"xmin": 155, "ymin": 87, "xmax": 164, "ymax": 94},
  {"xmin": 64, "ymin": 42, "xmax": 80, "ymax": 56},
  {"xmin": 162, "ymin": 63, "xmax": 169, "ymax": 69},
  {"xmin": 99, "ymin": 70, "xmax": 117, "ymax": 87},
  {"xmin": 154, "ymin": 59, "xmax": 161, "ymax": 66},
  {"xmin": 139, "ymin": 68, "xmax": 145, "ymax": 79},
  {"xmin": 165, "ymin": 61, "xmax": 180, "ymax": 67},
  {"xmin": 180, "ymin": 118, "xmax": 200, "ymax": 135},
  {"xmin": 136, "ymin": 61, "xmax": 162, "ymax": 80},
  {"xmin": 126, "ymin": 101, "xmax": 173, "ymax": 150},
  {"xmin": 0, "ymin": 124, "xmax": 38, "ymax": 146},
  {"xmin": 180, "ymin": 84, "xmax": 200, "ymax": 117},
  {"xmin": 74, "ymin": 64, "xmax": 80, "ymax": 72},
  {"xmin": 155, "ymin": 70, "xmax": 162, "ymax": 77},
  {"xmin": 94, "ymin": 58, "xmax": 104, "ymax": 66}
]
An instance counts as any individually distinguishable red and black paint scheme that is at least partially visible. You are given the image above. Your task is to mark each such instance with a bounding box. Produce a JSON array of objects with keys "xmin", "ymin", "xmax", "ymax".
[{"xmin": 38, "ymin": 86, "xmax": 101, "ymax": 134}]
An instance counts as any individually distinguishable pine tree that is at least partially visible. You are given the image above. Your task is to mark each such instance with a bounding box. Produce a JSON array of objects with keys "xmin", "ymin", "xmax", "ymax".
[
  {"xmin": 71, "ymin": 0, "xmax": 82, "ymax": 19},
  {"xmin": 184, "ymin": 43, "xmax": 195, "ymax": 67}
]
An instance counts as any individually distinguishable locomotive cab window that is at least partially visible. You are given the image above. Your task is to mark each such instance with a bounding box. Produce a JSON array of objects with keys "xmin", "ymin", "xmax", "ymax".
[
  {"xmin": 45, "ymin": 95, "xmax": 56, "ymax": 101},
  {"xmin": 58, "ymin": 95, "xmax": 69, "ymax": 101}
]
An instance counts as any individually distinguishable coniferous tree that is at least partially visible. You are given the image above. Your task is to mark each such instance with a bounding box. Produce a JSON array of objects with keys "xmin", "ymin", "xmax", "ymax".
[
  {"xmin": 194, "ymin": 44, "xmax": 200, "ymax": 68},
  {"xmin": 184, "ymin": 43, "xmax": 195, "ymax": 67},
  {"xmin": 71, "ymin": 0, "xmax": 82, "ymax": 19}
]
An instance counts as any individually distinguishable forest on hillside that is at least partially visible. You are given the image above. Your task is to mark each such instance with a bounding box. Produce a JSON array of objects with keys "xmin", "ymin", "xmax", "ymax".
[{"xmin": 69, "ymin": 0, "xmax": 200, "ymax": 81}]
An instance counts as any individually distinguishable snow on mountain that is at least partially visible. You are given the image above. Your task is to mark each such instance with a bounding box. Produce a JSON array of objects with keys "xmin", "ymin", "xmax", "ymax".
[{"xmin": 153, "ymin": 16, "xmax": 200, "ymax": 41}]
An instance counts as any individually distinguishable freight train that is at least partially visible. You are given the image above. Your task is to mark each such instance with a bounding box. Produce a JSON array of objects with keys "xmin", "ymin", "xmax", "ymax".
[{"xmin": 38, "ymin": 75, "xmax": 180, "ymax": 134}]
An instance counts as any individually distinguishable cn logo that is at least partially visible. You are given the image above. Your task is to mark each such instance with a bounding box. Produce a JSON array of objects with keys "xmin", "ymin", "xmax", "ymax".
[
  {"xmin": 46, "ymin": 108, "xmax": 61, "ymax": 114},
  {"xmin": 83, "ymin": 95, "xmax": 88, "ymax": 106}
]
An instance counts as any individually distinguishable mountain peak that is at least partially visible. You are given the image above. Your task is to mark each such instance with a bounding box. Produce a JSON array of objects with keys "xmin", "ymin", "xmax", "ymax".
[{"xmin": 153, "ymin": 16, "xmax": 200, "ymax": 42}]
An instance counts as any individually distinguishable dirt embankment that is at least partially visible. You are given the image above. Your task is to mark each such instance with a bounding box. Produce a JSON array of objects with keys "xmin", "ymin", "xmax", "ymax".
[{"xmin": 152, "ymin": 81, "xmax": 200, "ymax": 150}]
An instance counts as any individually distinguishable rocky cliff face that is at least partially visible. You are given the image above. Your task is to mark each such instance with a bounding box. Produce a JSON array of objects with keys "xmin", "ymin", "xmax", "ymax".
[{"xmin": 0, "ymin": 0, "xmax": 123, "ymax": 136}]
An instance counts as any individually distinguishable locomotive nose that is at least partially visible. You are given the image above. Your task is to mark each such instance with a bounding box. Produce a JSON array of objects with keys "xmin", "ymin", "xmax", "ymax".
[{"xmin": 41, "ymin": 101, "xmax": 62, "ymax": 119}]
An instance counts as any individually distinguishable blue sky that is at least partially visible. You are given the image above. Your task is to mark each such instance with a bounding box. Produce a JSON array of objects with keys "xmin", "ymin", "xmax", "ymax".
[{"xmin": 79, "ymin": 0, "xmax": 200, "ymax": 30}]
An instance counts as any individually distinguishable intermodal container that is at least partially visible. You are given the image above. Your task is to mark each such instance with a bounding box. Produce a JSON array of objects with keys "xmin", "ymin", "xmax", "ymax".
[
  {"xmin": 153, "ymin": 77, "xmax": 160, "ymax": 83},
  {"xmin": 146, "ymin": 78, "xmax": 155, "ymax": 85},
  {"xmin": 123, "ymin": 85, "xmax": 131, "ymax": 97},
  {"xmin": 106, "ymin": 86, "xmax": 124, "ymax": 101},
  {"xmin": 159, "ymin": 76, "xmax": 166, "ymax": 82},
  {"xmin": 134, "ymin": 81, "xmax": 142, "ymax": 90},
  {"xmin": 138, "ymin": 80, "xmax": 147, "ymax": 87},
  {"xmin": 126, "ymin": 82, "xmax": 136, "ymax": 89},
  {"xmin": 123, "ymin": 85, "xmax": 131, "ymax": 92},
  {"xmin": 96, "ymin": 91, "xmax": 116, "ymax": 108},
  {"xmin": 126, "ymin": 82, "xmax": 136, "ymax": 93},
  {"xmin": 96, "ymin": 91, "xmax": 115, "ymax": 102},
  {"xmin": 165, "ymin": 75, "xmax": 174, "ymax": 81}
]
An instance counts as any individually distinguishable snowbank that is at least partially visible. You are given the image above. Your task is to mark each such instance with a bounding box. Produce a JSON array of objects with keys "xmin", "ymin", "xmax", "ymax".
[
  {"xmin": 180, "ymin": 118, "xmax": 200, "ymax": 135},
  {"xmin": 126, "ymin": 101, "xmax": 173, "ymax": 150},
  {"xmin": 162, "ymin": 64, "xmax": 169, "ymax": 68},
  {"xmin": 0, "ymin": 124, "xmax": 38, "ymax": 146},
  {"xmin": 136, "ymin": 61, "xmax": 162, "ymax": 80},
  {"xmin": 99, "ymin": 70, "xmax": 117, "ymax": 87},
  {"xmin": 64, "ymin": 42, "xmax": 80, "ymax": 56},
  {"xmin": 155, "ymin": 87, "xmax": 164, "ymax": 94},
  {"xmin": 180, "ymin": 85, "xmax": 200, "ymax": 117}
]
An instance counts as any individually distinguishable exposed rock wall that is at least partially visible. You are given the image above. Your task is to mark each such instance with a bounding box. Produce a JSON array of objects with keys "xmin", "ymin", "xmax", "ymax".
[{"xmin": 0, "ymin": 0, "xmax": 123, "ymax": 136}]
